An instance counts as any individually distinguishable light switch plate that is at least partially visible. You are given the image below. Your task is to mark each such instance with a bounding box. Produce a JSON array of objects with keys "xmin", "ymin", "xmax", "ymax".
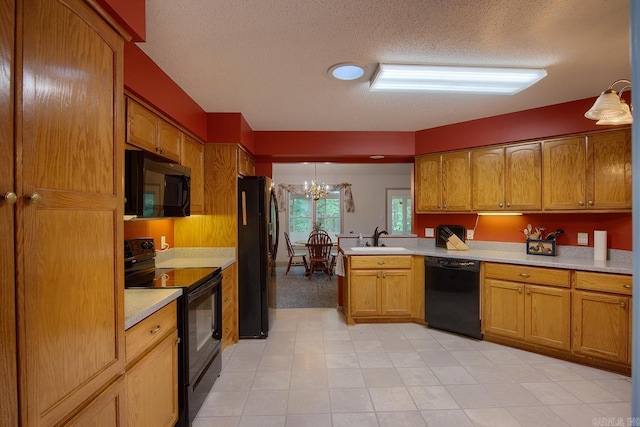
[
  {"xmin": 467, "ymin": 230, "xmax": 474, "ymax": 240},
  {"xmin": 425, "ymin": 227, "xmax": 435, "ymax": 238},
  {"xmin": 577, "ymin": 232, "xmax": 588, "ymax": 246}
]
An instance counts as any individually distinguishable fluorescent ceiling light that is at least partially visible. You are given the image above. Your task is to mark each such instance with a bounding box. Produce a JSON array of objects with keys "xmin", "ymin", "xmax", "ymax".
[{"xmin": 370, "ymin": 64, "xmax": 547, "ymax": 94}]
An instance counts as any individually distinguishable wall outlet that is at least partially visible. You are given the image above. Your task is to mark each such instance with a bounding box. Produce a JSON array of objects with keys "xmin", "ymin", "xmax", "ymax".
[
  {"xmin": 577, "ymin": 232, "xmax": 588, "ymax": 246},
  {"xmin": 161, "ymin": 235, "xmax": 166, "ymax": 249},
  {"xmin": 425, "ymin": 227, "xmax": 435, "ymax": 238},
  {"xmin": 467, "ymin": 230, "xmax": 474, "ymax": 240}
]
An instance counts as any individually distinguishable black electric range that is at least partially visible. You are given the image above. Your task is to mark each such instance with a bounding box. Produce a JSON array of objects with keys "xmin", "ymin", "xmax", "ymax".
[{"xmin": 124, "ymin": 238, "xmax": 223, "ymax": 426}]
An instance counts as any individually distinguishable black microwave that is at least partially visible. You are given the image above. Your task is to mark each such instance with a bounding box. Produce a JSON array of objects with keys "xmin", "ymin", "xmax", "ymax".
[{"xmin": 125, "ymin": 150, "xmax": 191, "ymax": 218}]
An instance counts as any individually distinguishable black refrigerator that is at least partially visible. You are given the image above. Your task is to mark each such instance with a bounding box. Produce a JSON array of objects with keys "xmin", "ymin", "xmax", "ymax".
[{"xmin": 237, "ymin": 176, "xmax": 279, "ymax": 338}]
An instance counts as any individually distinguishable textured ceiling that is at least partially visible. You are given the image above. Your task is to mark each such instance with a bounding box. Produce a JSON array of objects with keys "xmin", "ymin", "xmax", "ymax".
[{"xmin": 138, "ymin": 0, "xmax": 631, "ymax": 132}]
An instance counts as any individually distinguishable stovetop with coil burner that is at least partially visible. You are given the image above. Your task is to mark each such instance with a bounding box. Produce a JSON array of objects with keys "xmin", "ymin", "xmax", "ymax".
[{"xmin": 124, "ymin": 238, "xmax": 221, "ymax": 291}]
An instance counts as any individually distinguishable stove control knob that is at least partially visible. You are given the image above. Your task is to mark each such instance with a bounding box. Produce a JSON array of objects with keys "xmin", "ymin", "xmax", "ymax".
[{"xmin": 141, "ymin": 241, "xmax": 154, "ymax": 250}]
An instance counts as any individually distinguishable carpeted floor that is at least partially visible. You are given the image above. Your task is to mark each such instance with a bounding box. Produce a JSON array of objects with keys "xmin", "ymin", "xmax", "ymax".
[{"xmin": 274, "ymin": 265, "xmax": 337, "ymax": 308}]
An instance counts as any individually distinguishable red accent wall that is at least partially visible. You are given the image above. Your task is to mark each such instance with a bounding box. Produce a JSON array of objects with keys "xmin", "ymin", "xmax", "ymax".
[
  {"xmin": 416, "ymin": 98, "xmax": 607, "ymax": 154},
  {"xmin": 124, "ymin": 43, "xmax": 208, "ymax": 141},
  {"xmin": 415, "ymin": 212, "xmax": 631, "ymax": 251},
  {"xmin": 207, "ymin": 112, "xmax": 255, "ymax": 150},
  {"xmin": 253, "ymin": 131, "xmax": 415, "ymax": 159},
  {"xmin": 95, "ymin": 0, "xmax": 146, "ymax": 41}
]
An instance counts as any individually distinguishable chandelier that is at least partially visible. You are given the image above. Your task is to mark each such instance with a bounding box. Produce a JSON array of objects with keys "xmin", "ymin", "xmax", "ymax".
[
  {"xmin": 584, "ymin": 79, "xmax": 633, "ymax": 125},
  {"xmin": 304, "ymin": 164, "xmax": 329, "ymax": 200}
]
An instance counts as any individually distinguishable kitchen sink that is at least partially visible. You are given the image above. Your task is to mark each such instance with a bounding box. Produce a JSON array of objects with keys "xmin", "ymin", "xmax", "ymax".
[{"xmin": 350, "ymin": 247, "xmax": 409, "ymax": 252}]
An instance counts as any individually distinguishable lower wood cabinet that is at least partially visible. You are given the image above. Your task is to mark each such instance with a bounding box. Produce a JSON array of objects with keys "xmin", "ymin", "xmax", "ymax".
[
  {"xmin": 65, "ymin": 376, "xmax": 126, "ymax": 426},
  {"xmin": 482, "ymin": 263, "xmax": 571, "ymax": 351},
  {"xmin": 222, "ymin": 262, "xmax": 238, "ymax": 349},
  {"xmin": 125, "ymin": 301, "xmax": 179, "ymax": 427},
  {"xmin": 346, "ymin": 256, "xmax": 413, "ymax": 323}
]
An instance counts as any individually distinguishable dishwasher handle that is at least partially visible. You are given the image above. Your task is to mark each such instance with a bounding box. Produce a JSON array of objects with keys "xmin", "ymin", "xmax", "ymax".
[{"xmin": 425, "ymin": 256, "xmax": 479, "ymax": 272}]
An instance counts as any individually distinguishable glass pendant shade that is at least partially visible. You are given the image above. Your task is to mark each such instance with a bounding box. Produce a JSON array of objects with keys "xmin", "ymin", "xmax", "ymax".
[
  {"xmin": 596, "ymin": 100, "xmax": 633, "ymax": 125},
  {"xmin": 584, "ymin": 90, "xmax": 627, "ymax": 120}
]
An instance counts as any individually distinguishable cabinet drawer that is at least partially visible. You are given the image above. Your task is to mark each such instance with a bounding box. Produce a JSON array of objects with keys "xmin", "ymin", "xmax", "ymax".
[
  {"xmin": 350, "ymin": 256, "xmax": 411, "ymax": 270},
  {"xmin": 126, "ymin": 301, "xmax": 177, "ymax": 365},
  {"xmin": 575, "ymin": 271, "xmax": 632, "ymax": 295},
  {"xmin": 484, "ymin": 262, "xmax": 570, "ymax": 288}
]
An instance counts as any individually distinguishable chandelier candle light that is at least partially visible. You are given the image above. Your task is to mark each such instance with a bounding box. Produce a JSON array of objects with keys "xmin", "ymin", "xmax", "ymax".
[{"xmin": 304, "ymin": 164, "xmax": 329, "ymax": 200}]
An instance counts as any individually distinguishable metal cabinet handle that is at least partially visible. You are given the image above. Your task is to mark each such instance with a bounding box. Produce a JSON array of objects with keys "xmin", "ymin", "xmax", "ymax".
[
  {"xmin": 623, "ymin": 284, "xmax": 632, "ymax": 289},
  {"xmin": 588, "ymin": 200, "xmax": 593, "ymax": 206},
  {"xmin": 519, "ymin": 273, "xmax": 530, "ymax": 278},
  {"xmin": 382, "ymin": 273, "xmax": 386, "ymax": 278},
  {"xmin": 620, "ymin": 302, "xmax": 626, "ymax": 308},
  {"xmin": 377, "ymin": 261, "xmax": 385, "ymax": 265},
  {"xmin": 150, "ymin": 325, "xmax": 161, "ymax": 334},
  {"xmin": 506, "ymin": 202, "xmax": 511, "ymax": 208},
  {"xmin": 578, "ymin": 201, "xmax": 584, "ymax": 206},
  {"xmin": 3, "ymin": 191, "xmax": 17, "ymax": 205},
  {"xmin": 499, "ymin": 202, "xmax": 503, "ymax": 207},
  {"xmin": 517, "ymin": 288, "xmax": 522, "ymax": 293},
  {"xmin": 28, "ymin": 192, "xmax": 42, "ymax": 204},
  {"xmin": 525, "ymin": 289, "xmax": 530, "ymax": 294}
]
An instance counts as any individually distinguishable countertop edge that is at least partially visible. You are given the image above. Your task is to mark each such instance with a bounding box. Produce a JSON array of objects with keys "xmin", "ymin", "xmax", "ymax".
[{"xmin": 125, "ymin": 289, "xmax": 182, "ymax": 330}]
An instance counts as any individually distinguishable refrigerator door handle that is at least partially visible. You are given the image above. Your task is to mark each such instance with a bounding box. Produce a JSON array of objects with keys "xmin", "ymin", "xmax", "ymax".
[{"xmin": 241, "ymin": 191, "xmax": 247, "ymax": 225}]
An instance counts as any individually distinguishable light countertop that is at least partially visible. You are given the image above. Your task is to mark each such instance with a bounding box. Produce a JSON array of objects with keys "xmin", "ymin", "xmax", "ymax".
[
  {"xmin": 339, "ymin": 238, "xmax": 632, "ymax": 275},
  {"xmin": 124, "ymin": 288, "xmax": 182, "ymax": 330}
]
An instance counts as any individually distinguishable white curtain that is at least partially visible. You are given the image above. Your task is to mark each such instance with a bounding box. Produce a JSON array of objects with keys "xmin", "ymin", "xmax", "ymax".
[{"xmin": 276, "ymin": 183, "xmax": 355, "ymax": 213}]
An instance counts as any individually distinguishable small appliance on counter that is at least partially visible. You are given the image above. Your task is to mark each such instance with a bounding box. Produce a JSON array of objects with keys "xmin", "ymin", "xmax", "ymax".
[{"xmin": 124, "ymin": 238, "xmax": 222, "ymax": 427}]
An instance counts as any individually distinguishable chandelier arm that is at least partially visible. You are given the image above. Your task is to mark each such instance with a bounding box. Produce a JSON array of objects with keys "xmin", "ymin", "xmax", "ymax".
[{"xmin": 608, "ymin": 79, "xmax": 632, "ymax": 92}]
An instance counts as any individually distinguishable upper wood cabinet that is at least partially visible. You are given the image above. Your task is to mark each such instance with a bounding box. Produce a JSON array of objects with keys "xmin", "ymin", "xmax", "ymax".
[
  {"xmin": 238, "ymin": 147, "xmax": 255, "ymax": 176},
  {"xmin": 15, "ymin": 0, "xmax": 125, "ymax": 425},
  {"xmin": 182, "ymin": 135, "xmax": 205, "ymax": 214},
  {"xmin": 543, "ymin": 130, "xmax": 631, "ymax": 211},
  {"xmin": 127, "ymin": 98, "xmax": 182, "ymax": 163},
  {"xmin": 415, "ymin": 151, "xmax": 471, "ymax": 212},
  {"xmin": 472, "ymin": 142, "xmax": 541, "ymax": 211}
]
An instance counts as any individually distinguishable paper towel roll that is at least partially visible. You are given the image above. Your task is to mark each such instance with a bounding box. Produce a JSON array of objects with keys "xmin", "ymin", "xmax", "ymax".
[{"xmin": 594, "ymin": 230, "xmax": 607, "ymax": 261}]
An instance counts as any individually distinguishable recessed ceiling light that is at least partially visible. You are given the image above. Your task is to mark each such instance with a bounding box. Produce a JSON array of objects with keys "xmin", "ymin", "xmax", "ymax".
[
  {"xmin": 329, "ymin": 63, "xmax": 365, "ymax": 81},
  {"xmin": 370, "ymin": 63, "xmax": 547, "ymax": 94}
]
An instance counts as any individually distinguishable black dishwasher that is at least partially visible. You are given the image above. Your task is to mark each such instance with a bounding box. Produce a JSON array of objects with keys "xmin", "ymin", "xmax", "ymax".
[{"xmin": 425, "ymin": 256, "xmax": 482, "ymax": 340}]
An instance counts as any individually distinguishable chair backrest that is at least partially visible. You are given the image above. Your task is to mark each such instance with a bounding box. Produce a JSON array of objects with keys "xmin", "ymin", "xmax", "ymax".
[
  {"xmin": 284, "ymin": 232, "xmax": 295, "ymax": 257},
  {"xmin": 307, "ymin": 232, "xmax": 332, "ymax": 260}
]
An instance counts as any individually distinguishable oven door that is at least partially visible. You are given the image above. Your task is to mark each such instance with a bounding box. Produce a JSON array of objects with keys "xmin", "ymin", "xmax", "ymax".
[{"xmin": 187, "ymin": 276, "xmax": 222, "ymax": 386}]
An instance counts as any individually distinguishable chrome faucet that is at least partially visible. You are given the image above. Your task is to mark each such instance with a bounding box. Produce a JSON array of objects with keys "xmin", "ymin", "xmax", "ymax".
[{"xmin": 373, "ymin": 226, "xmax": 388, "ymax": 247}]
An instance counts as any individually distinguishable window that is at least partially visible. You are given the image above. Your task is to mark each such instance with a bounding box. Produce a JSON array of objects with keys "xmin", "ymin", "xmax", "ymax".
[
  {"xmin": 386, "ymin": 189, "xmax": 411, "ymax": 234},
  {"xmin": 289, "ymin": 190, "xmax": 342, "ymax": 242}
]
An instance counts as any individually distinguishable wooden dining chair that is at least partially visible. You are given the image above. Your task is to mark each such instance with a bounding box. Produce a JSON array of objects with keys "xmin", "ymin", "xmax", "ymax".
[
  {"xmin": 306, "ymin": 231, "xmax": 333, "ymax": 279},
  {"xmin": 284, "ymin": 232, "xmax": 308, "ymax": 275}
]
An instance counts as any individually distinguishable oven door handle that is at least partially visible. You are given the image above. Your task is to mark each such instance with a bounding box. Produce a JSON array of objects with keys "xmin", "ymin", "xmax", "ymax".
[{"xmin": 188, "ymin": 277, "xmax": 221, "ymax": 303}]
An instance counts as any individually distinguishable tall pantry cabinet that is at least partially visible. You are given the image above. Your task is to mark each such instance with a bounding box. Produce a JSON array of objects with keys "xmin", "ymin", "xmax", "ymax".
[{"xmin": 4, "ymin": 0, "xmax": 127, "ymax": 425}]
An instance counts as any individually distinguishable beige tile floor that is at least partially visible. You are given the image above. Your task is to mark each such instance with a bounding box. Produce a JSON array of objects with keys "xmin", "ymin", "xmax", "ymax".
[{"xmin": 194, "ymin": 308, "xmax": 632, "ymax": 427}]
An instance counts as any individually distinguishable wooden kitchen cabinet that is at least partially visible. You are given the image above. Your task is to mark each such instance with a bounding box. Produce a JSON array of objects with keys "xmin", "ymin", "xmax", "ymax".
[
  {"xmin": 125, "ymin": 302, "xmax": 179, "ymax": 427},
  {"xmin": 471, "ymin": 142, "xmax": 541, "ymax": 211},
  {"xmin": 415, "ymin": 151, "xmax": 471, "ymax": 212},
  {"xmin": 65, "ymin": 376, "xmax": 126, "ymax": 426},
  {"xmin": 222, "ymin": 263, "xmax": 238, "ymax": 348},
  {"xmin": 12, "ymin": 1, "xmax": 126, "ymax": 425},
  {"xmin": 482, "ymin": 263, "xmax": 571, "ymax": 351},
  {"xmin": 0, "ymin": 0, "xmax": 17, "ymax": 424},
  {"xmin": 182, "ymin": 134, "xmax": 206, "ymax": 214},
  {"xmin": 542, "ymin": 130, "xmax": 631, "ymax": 211},
  {"xmin": 347, "ymin": 256, "xmax": 412, "ymax": 323},
  {"xmin": 573, "ymin": 271, "xmax": 632, "ymax": 365},
  {"xmin": 127, "ymin": 98, "xmax": 182, "ymax": 163},
  {"xmin": 238, "ymin": 147, "xmax": 255, "ymax": 176}
]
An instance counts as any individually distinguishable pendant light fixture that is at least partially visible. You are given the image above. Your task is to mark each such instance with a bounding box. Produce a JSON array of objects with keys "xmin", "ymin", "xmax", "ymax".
[
  {"xmin": 304, "ymin": 163, "xmax": 329, "ymax": 201},
  {"xmin": 584, "ymin": 79, "xmax": 633, "ymax": 125}
]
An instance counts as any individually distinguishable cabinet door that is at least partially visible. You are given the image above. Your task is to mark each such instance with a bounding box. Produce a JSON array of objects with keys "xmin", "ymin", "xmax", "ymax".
[
  {"xmin": 573, "ymin": 291, "xmax": 629, "ymax": 363},
  {"xmin": 543, "ymin": 137, "xmax": 586, "ymax": 210},
  {"xmin": 471, "ymin": 147, "xmax": 504, "ymax": 211},
  {"xmin": 482, "ymin": 279, "xmax": 524, "ymax": 339},
  {"xmin": 587, "ymin": 129, "xmax": 632, "ymax": 210},
  {"xmin": 442, "ymin": 151, "xmax": 471, "ymax": 211},
  {"xmin": 18, "ymin": 1, "xmax": 124, "ymax": 424},
  {"xmin": 524, "ymin": 285, "xmax": 571, "ymax": 351},
  {"xmin": 238, "ymin": 148, "xmax": 254, "ymax": 176},
  {"xmin": 182, "ymin": 135, "xmax": 205, "ymax": 213},
  {"xmin": 0, "ymin": 0, "xmax": 17, "ymax": 424},
  {"xmin": 157, "ymin": 119, "xmax": 182, "ymax": 163},
  {"xmin": 505, "ymin": 142, "xmax": 541, "ymax": 211},
  {"xmin": 381, "ymin": 270, "xmax": 411, "ymax": 316},
  {"xmin": 65, "ymin": 376, "xmax": 126, "ymax": 427},
  {"xmin": 126, "ymin": 98, "xmax": 157, "ymax": 153},
  {"xmin": 222, "ymin": 263, "xmax": 237, "ymax": 348},
  {"xmin": 415, "ymin": 154, "xmax": 441, "ymax": 212},
  {"xmin": 350, "ymin": 270, "xmax": 381, "ymax": 316},
  {"xmin": 126, "ymin": 330, "xmax": 179, "ymax": 427}
]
